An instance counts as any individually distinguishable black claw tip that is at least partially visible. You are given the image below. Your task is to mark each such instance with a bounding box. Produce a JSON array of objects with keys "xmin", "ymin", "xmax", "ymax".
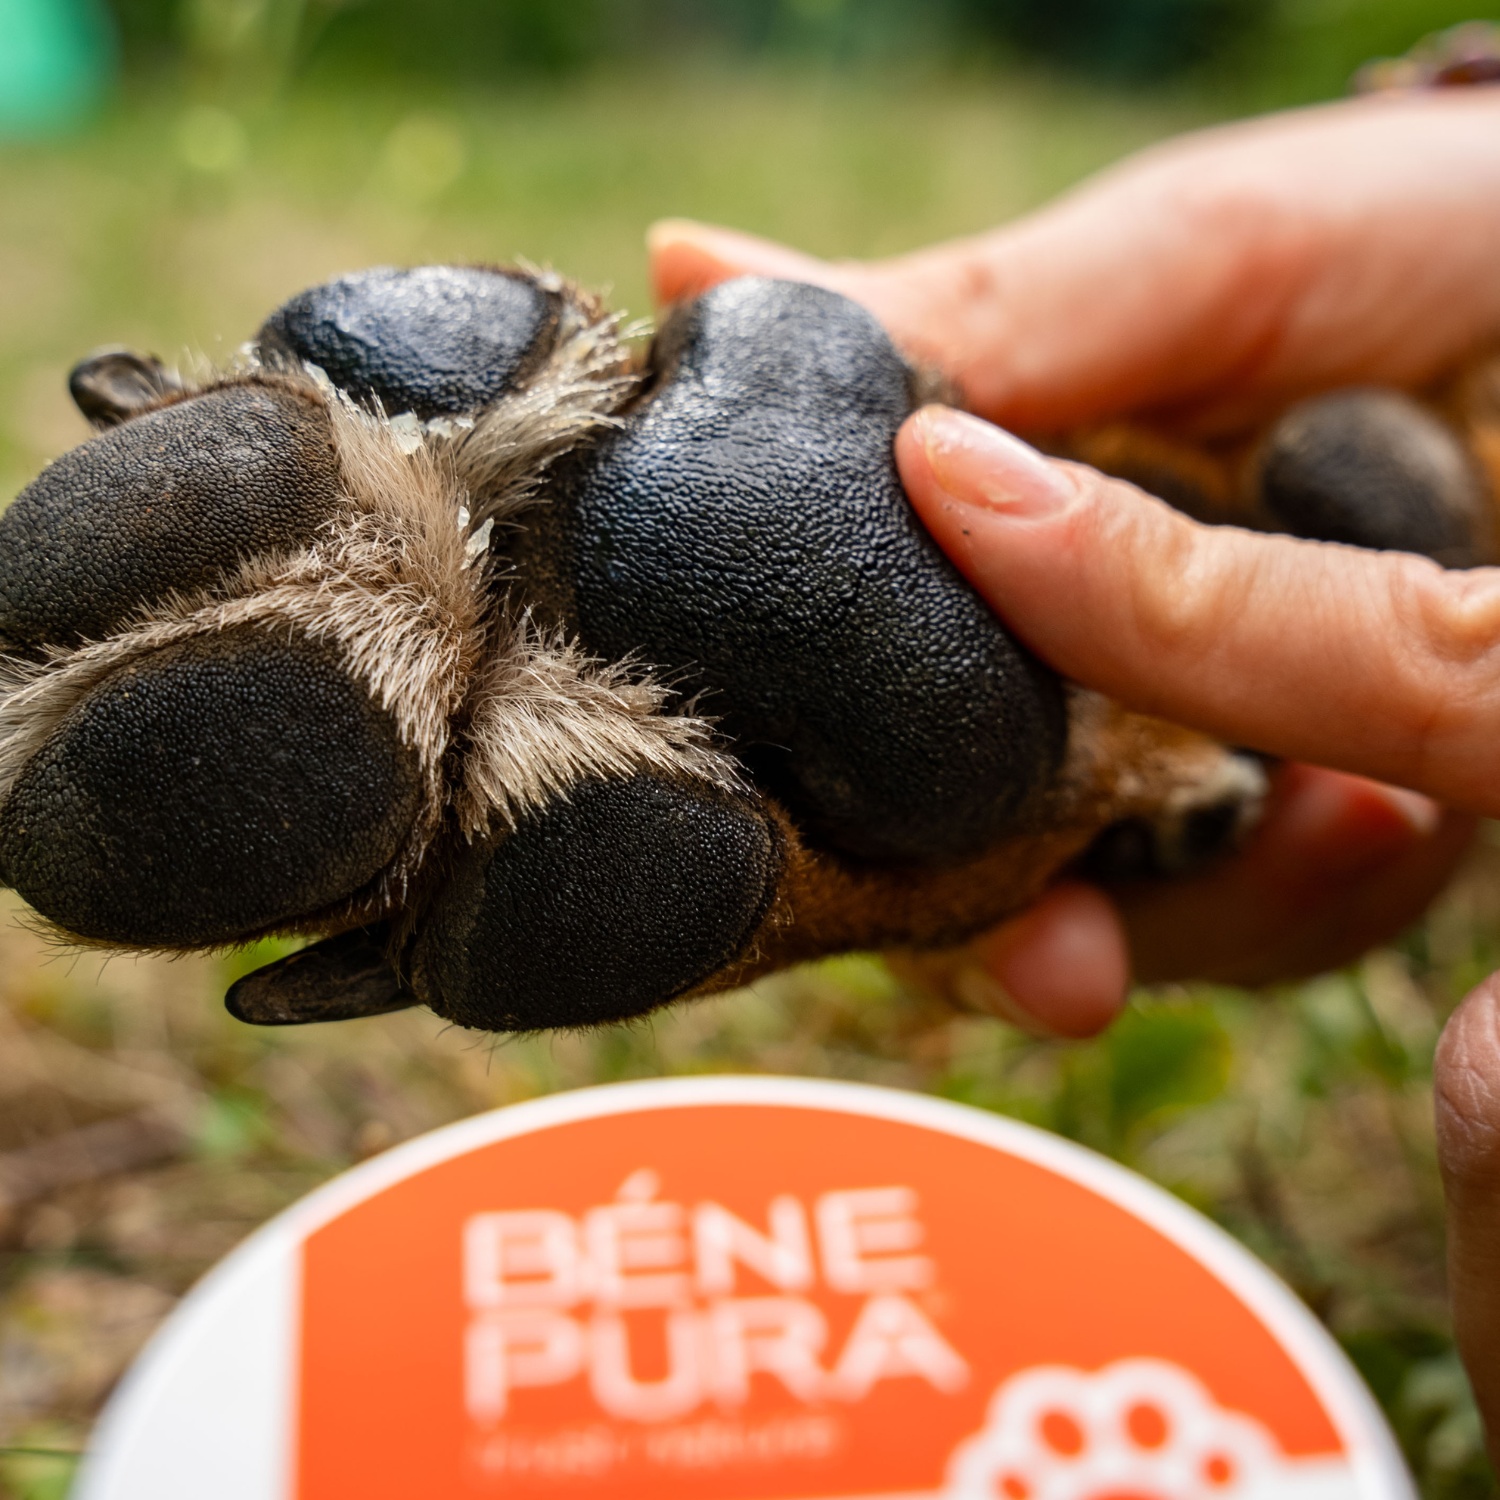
[
  {"xmin": 226, "ymin": 927, "xmax": 415, "ymax": 1025},
  {"xmin": 68, "ymin": 348, "xmax": 184, "ymax": 429}
]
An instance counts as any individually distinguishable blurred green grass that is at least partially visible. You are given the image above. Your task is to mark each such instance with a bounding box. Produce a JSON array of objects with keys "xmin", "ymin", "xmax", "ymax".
[
  {"xmin": 0, "ymin": 56, "xmax": 1495, "ymax": 1500},
  {"xmin": 0, "ymin": 66, "xmax": 1216, "ymax": 503}
]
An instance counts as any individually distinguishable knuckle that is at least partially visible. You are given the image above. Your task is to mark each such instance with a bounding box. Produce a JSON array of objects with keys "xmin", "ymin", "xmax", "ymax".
[
  {"xmin": 1383, "ymin": 558, "xmax": 1500, "ymax": 786},
  {"xmin": 1145, "ymin": 158, "xmax": 1302, "ymax": 269},
  {"xmin": 1436, "ymin": 981, "xmax": 1500, "ymax": 1196},
  {"xmin": 1100, "ymin": 492, "xmax": 1238, "ymax": 664}
]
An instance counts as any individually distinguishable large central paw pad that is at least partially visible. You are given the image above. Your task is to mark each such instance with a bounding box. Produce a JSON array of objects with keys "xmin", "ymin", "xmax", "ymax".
[
  {"xmin": 550, "ymin": 279, "xmax": 1063, "ymax": 859},
  {"xmin": 0, "ymin": 262, "xmax": 1491, "ymax": 1032}
]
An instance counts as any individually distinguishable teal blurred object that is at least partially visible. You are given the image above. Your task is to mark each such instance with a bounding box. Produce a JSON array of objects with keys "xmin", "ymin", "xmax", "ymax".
[{"xmin": 0, "ymin": 0, "xmax": 114, "ymax": 135}]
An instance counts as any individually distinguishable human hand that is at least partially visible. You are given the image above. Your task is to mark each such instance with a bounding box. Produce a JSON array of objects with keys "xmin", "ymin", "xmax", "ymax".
[
  {"xmin": 647, "ymin": 85, "xmax": 1500, "ymax": 1033},
  {"xmin": 651, "ymin": 88, "xmax": 1500, "ymax": 438},
  {"xmin": 649, "ymin": 85, "xmax": 1500, "ymax": 1455},
  {"xmin": 894, "ymin": 404, "xmax": 1500, "ymax": 1453}
]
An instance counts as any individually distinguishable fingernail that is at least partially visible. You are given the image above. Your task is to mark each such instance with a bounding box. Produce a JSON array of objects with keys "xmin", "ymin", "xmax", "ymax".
[
  {"xmin": 646, "ymin": 217, "xmax": 705, "ymax": 251},
  {"xmin": 914, "ymin": 405, "xmax": 1076, "ymax": 519},
  {"xmin": 1269, "ymin": 767, "xmax": 1445, "ymax": 888},
  {"xmin": 950, "ymin": 962, "xmax": 1066, "ymax": 1039},
  {"xmin": 1374, "ymin": 785, "xmax": 1442, "ymax": 838}
]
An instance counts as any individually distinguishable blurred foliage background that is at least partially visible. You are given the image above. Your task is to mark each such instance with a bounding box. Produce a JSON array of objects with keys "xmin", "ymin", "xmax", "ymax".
[
  {"xmin": 94, "ymin": 0, "xmax": 1500, "ymax": 94},
  {"xmin": 1, "ymin": 1, "xmax": 1498, "ymax": 1497}
]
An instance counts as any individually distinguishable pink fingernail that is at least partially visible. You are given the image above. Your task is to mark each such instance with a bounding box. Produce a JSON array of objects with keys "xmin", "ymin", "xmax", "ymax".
[
  {"xmin": 950, "ymin": 963, "xmax": 1065, "ymax": 1039},
  {"xmin": 914, "ymin": 406, "xmax": 1076, "ymax": 518},
  {"xmin": 1373, "ymin": 785, "xmax": 1442, "ymax": 837}
]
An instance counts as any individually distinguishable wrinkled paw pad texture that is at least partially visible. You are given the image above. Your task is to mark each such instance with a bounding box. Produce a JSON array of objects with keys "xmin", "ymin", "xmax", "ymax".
[
  {"xmin": 0, "ymin": 627, "xmax": 421, "ymax": 947},
  {"xmin": 3, "ymin": 259, "xmax": 1490, "ymax": 1034},
  {"xmin": 546, "ymin": 279, "xmax": 1065, "ymax": 860},
  {"xmin": 413, "ymin": 774, "xmax": 782, "ymax": 1032},
  {"xmin": 0, "ymin": 385, "xmax": 341, "ymax": 651}
]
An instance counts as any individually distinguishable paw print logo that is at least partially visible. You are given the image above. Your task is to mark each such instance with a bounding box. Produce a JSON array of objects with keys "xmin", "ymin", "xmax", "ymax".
[{"xmin": 945, "ymin": 1359, "xmax": 1360, "ymax": 1500}]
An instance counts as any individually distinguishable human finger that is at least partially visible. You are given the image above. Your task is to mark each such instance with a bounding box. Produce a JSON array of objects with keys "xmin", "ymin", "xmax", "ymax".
[
  {"xmin": 1116, "ymin": 764, "xmax": 1476, "ymax": 986},
  {"xmin": 1435, "ymin": 974, "xmax": 1500, "ymax": 1464},
  {"xmin": 898, "ymin": 405, "xmax": 1500, "ymax": 816},
  {"xmin": 648, "ymin": 221, "xmax": 859, "ymax": 304},
  {"xmin": 897, "ymin": 767, "xmax": 1466, "ymax": 1030},
  {"xmin": 651, "ymin": 92, "xmax": 1500, "ymax": 434},
  {"xmin": 890, "ymin": 881, "xmax": 1130, "ymax": 1040}
]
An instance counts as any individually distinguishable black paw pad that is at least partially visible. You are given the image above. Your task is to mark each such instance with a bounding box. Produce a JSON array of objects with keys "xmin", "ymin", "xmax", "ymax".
[
  {"xmin": 1258, "ymin": 389, "xmax": 1490, "ymax": 565},
  {"xmin": 257, "ymin": 265, "xmax": 560, "ymax": 418},
  {"xmin": 411, "ymin": 773, "xmax": 781, "ymax": 1032},
  {"xmin": 555, "ymin": 277, "xmax": 1065, "ymax": 862},
  {"xmin": 0, "ymin": 385, "xmax": 341, "ymax": 651},
  {"xmin": 0, "ymin": 626, "xmax": 421, "ymax": 947}
]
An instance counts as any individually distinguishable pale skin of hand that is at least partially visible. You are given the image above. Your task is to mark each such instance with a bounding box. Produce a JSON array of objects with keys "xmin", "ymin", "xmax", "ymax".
[{"xmin": 648, "ymin": 86, "xmax": 1500, "ymax": 1456}]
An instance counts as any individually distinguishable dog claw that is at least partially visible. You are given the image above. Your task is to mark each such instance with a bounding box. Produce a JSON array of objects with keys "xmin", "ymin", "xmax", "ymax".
[
  {"xmin": 68, "ymin": 348, "xmax": 186, "ymax": 429},
  {"xmin": 226, "ymin": 927, "xmax": 415, "ymax": 1026}
]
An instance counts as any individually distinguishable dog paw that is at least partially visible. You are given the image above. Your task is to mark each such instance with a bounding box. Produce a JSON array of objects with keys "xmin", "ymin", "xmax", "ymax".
[{"xmin": 6, "ymin": 261, "xmax": 1475, "ymax": 1035}]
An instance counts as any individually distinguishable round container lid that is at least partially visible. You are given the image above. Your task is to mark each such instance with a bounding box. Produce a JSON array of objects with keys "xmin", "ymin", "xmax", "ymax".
[{"xmin": 78, "ymin": 1075, "xmax": 1413, "ymax": 1500}]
